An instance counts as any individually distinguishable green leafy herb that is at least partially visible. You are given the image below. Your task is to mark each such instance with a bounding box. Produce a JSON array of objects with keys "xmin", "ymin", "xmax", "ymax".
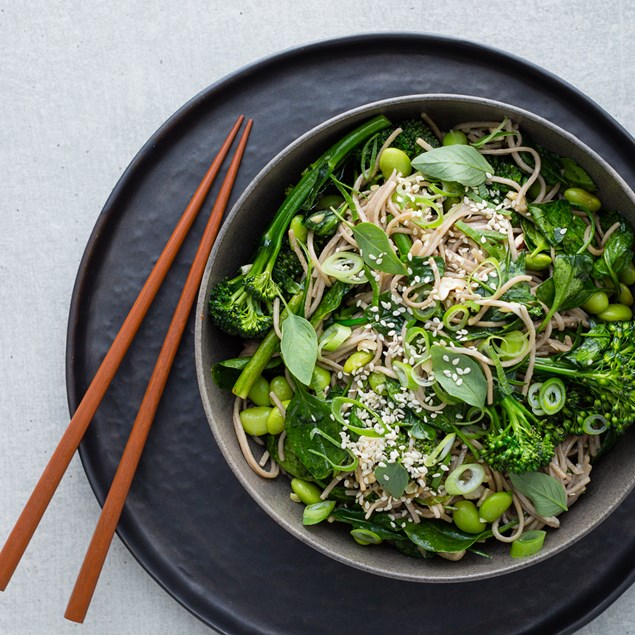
[
  {"xmin": 431, "ymin": 346, "xmax": 487, "ymax": 409},
  {"xmin": 404, "ymin": 519, "xmax": 493, "ymax": 553},
  {"xmin": 284, "ymin": 387, "xmax": 349, "ymax": 480},
  {"xmin": 308, "ymin": 280, "xmax": 350, "ymax": 326},
  {"xmin": 455, "ymin": 220, "xmax": 506, "ymax": 259},
  {"xmin": 374, "ymin": 462, "xmax": 409, "ymax": 498},
  {"xmin": 509, "ymin": 471, "xmax": 568, "ymax": 516},
  {"xmin": 280, "ymin": 312, "xmax": 318, "ymax": 385},
  {"xmin": 560, "ymin": 157, "xmax": 596, "ymax": 191},
  {"xmin": 266, "ymin": 434, "xmax": 314, "ymax": 481},
  {"xmin": 528, "ymin": 200, "xmax": 587, "ymax": 255},
  {"xmin": 536, "ymin": 254, "xmax": 595, "ymax": 329},
  {"xmin": 364, "ymin": 291, "xmax": 411, "ymax": 336},
  {"xmin": 351, "ymin": 222, "xmax": 408, "ymax": 275},
  {"xmin": 411, "ymin": 145, "xmax": 494, "ymax": 187},
  {"xmin": 330, "ymin": 508, "xmax": 407, "ymax": 541},
  {"xmin": 407, "ymin": 255, "xmax": 445, "ymax": 285},
  {"xmin": 592, "ymin": 211, "xmax": 634, "ymax": 286}
]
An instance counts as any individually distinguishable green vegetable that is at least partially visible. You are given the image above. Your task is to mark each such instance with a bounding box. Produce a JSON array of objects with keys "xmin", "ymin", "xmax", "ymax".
[
  {"xmin": 510, "ymin": 530, "xmax": 546, "ymax": 558},
  {"xmin": 309, "ymin": 280, "xmax": 351, "ymax": 326},
  {"xmin": 582, "ymin": 414, "xmax": 608, "ymax": 435},
  {"xmin": 266, "ymin": 404, "xmax": 286, "ymax": 434},
  {"xmin": 528, "ymin": 199, "xmax": 587, "ymax": 255},
  {"xmin": 374, "ymin": 462, "xmax": 409, "ymax": 499},
  {"xmin": 431, "ymin": 346, "xmax": 487, "ymax": 409},
  {"xmin": 280, "ymin": 312, "xmax": 318, "ymax": 386},
  {"xmin": 310, "ymin": 366, "xmax": 331, "ymax": 394},
  {"xmin": 564, "ymin": 187, "xmax": 601, "ymax": 213},
  {"xmin": 208, "ymin": 114, "xmax": 391, "ymax": 338},
  {"xmin": 618, "ymin": 283, "xmax": 634, "ymax": 307},
  {"xmin": 318, "ymin": 323, "xmax": 352, "ymax": 352},
  {"xmin": 371, "ymin": 118, "xmax": 440, "ymax": 160},
  {"xmin": 560, "ymin": 158, "xmax": 596, "ymax": 191},
  {"xmin": 211, "ymin": 356, "xmax": 281, "ymax": 390},
  {"xmin": 538, "ymin": 378, "xmax": 566, "ymax": 415},
  {"xmin": 239, "ymin": 406, "xmax": 272, "ymax": 436},
  {"xmin": 597, "ymin": 304, "xmax": 633, "ymax": 322},
  {"xmin": 442, "ymin": 130, "xmax": 468, "ymax": 146},
  {"xmin": 593, "ymin": 211, "xmax": 635, "ymax": 287},
  {"xmin": 411, "ymin": 144, "xmax": 494, "ymax": 187},
  {"xmin": 620, "ymin": 261, "xmax": 635, "ymax": 285},
  {"xmin": 351, "ymin": 222, "xmax": 408, "ymax": 275},
  {"xmin": 343, "ymin": 350, "xmax": 374, "ymax": 375},
  {"xmin": 269, "ymin": 375, "xmax": 294, "ymax": 402},
  {"xmin": 478, "ymin": 491, "xmax": 513, "ymax": 522},
  {"xmin": 404, "ymin": 517, "xmax": 493, "ymax": 552},
  {"xmin": 379, "ymin": 147, "xmax": 412, "ymax": 179},
  {"xmin": 444, "ymin": 463, "xmax": 486, "ymax": 495},
  {"xmin": 452, "ymin": 500, "xmax": 487, "ymax": 534},
  {"xmin": 285, "ymin": 386, "xmax": 350, "ymax": 480},
  {"xmin": 303, "ymin": 500, "xmax": 336, "ymax": 525},
  {"xmin": 247, "ymin": 375, "xmax": 271, "ymax": 407},
  {"xmin": 582, "ymin": 291, "xmax": 610, "ymax": 315},
  {"xmin": 350, "ymin": 529, "xmax": 383, "ymax": 545},
  {"xmin": 289, "ymin": 214, "xmax": 308, "ymax": 243},
  {"xmin": 291, "ymin": 478, "xmax": 323, "ymax": 505},
  {"xmin": 321, "ymin": 252, "xmax": 366, "ymax": 283},
  {"xmin": 305, "ymin": 209, "xmax": 341, "ymax": 237},
  {"xmin": 509, "ymin": 472, "xmax": 568, "ymax": 516},
  {"xmin": 525, "ymin": 252, "xmax": 552, "ymax": 271}
]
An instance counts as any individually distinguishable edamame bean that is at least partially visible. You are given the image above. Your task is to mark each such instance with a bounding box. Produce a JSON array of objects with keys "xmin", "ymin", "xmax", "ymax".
[
  {"xmin": 582, "ymin": 290, "xmax": 609, "ymax": 315},
  {"xmin": 563, "ymin": 187, "xmax": 601, "ymax": 213},
  {"xmin": 478, "ymin": 491, "xmax": 513, "ymax": 523},
  {"xmin": 368, "ymin": 371, "xmax": 387, "ymax": 395},
  {"xmin": 269, "ymin": 375, "xmax": 294, "ymax": 402},
  {"xmin": 248, "ymin": 375, "xmax": 271, "ymax": 407},
  {"xmin": 597, "ymin": 303, "xmax": 633, "ymax": 322},
  {"xmin": 452, "ymin": 500, "xmax": 486, "ymax": 534},
  {"xmin": 379, "ymin": 148, "xmax": 412, "ymax": 179},
  {"xmin": 524, "ymin": 252, "xmax": 552, "ymax": 271},
  {"xmin": 266, "ymin": 400, "xmax": 290, "ymax": 435},
  {"xmin": 618, "ymin": 283, "xmax": 634, "ymax": 307},
  {"xmin": 343, "ymin": 350, "xmax": 374, "ymax": 375},
  {"xmin": 620, "ymin": 261, "xmax": 635, "ymax": 286},
  {"xmin": 310, "ymin": 366, "xmax": 331, "ymax": 393},
  {"xmin": 291, "ymin": 478, "xmax": 323, "ymax": 505},
  {"xmin": 290, "ymin": 214, "xmax": 308, "ymax": 243},
  {"xmin": 442, "ymin": 130, "xmax": 468, "ymax": 146},
  {"xmin": 239, "ymin": 406, "xmax": 272, "ymax": 436}
]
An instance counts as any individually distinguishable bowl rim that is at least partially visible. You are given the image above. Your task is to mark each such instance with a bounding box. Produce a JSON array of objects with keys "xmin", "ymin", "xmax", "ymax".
[{"xmin": 195, "ymin": 93, "xmax": 635, "ymax": 582}]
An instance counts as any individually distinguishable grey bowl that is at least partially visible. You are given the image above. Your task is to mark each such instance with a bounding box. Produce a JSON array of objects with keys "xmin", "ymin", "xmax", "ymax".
[{"xmin": 195, "ymin": 95, "xmax": 635, "ymax": 582}]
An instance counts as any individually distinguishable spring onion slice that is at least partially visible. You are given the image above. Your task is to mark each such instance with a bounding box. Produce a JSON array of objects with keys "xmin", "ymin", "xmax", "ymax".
[
  {"xmin": 424, "ymin": 433, "xmax": 456, "ymax": 467},
  {"xmin": 443, "ymin": 304, "xmax": 470, "ymax": 332},
  {"xmin": 319, "ymin": 323, "xmax": 352, "ymax": 351},
  {"xmin": 527, "ymin": 382, "xmax": 545, "ymax": 416},
  {"xmin": 582, "ymin": 413, "xmax": 608, "ymax": 435},
  {"xmin": 303, "ymin": 500, "xmax": 336, "ymax": 526},
  {"xmin": 392, "ymin": 360, "xmax": 419, "ymax": 391},
  {"xmin": 331, "ymin": 396, "xmax": 389, "ymax": 437},
  {"xmin": 350, "ymin": 528, "xmax": 383, "ymax": 545},
  {"xmin": 510, "ymin": 530, "xmax": 546, "ymax": 558},
  {"xmin": 538, "ymin": 378, "xmax": 566, "ymax": 415},
  {"xmin": 322, "ymin": 252, "xmax": 366, "ymax": 283},
  {"xmin": 404, "ymin": 326, "xmax": 432, "ymax": 362},
  {"xmin": 487, "ymin": 331, "xmax": 530, "ymax": 361},
  {"xmin": 444, "ymin": 463, "xmax": 486, "ymax": 495}
]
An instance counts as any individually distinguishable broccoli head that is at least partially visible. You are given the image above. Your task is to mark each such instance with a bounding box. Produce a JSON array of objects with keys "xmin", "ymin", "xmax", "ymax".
[{"xmin": 378, "ymin": 118, "xmax": 440, "ymax": 159}]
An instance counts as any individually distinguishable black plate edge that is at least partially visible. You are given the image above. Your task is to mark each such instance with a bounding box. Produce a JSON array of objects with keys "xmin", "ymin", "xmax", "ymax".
[{"xmin": 65, "ymin": 32, "xmax": 635, "ymax": 634}]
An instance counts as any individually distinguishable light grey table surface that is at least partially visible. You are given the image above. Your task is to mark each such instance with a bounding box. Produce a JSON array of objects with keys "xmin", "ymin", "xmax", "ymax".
[{"xmin": 1, "ymin": 2, "xmax": 634, "ymax": 634}]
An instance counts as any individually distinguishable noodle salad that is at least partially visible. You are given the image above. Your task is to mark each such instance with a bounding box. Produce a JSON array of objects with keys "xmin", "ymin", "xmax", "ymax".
[{"xmin": 209, "ymin": 113, "xmax": 635, "ymax": 561}]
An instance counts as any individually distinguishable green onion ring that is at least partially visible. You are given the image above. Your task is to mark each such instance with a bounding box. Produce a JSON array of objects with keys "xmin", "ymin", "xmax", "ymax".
[
  {"xmin": 527, "ymin": 383, "xmax": 545, "ymax": 416},
  {"xmin": 443, "ymin": 304, "xmax": 470, "ymax": 332},
  {"xmin": 538, "ymin": 378, "xmax": 567, "ymax": 415},
  {"xmin": 582, "ymin": 413, "xmax": 608, "ymax": 435},
  {"xmin": 444, "ymin": 462, "xmax": 486, "ymax": 495},
  {"xmin": 322, "ymin": 252, "xmax": 366, "ymax": 284}
]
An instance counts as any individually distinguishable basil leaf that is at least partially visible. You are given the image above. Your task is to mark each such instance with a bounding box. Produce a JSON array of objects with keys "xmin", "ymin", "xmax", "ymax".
[
  {"xmin": 509, "ymin": 472, "xmax": 568, "ymax": 517},
  {"xmin": 374, "ymin": 462, "xmax": 409, "ymax": 499},
  {"xmin": 536, "ymin": 254, "xmax": 595, "ymax": 328},
  {"xmin": 431, "ymin": 346, "xmax": 487, "ymax": 409},
  {"xmin": 281, "ymin": 313, "xmax": 318, "ymax": 385},
  {"xmin": 351, "ymin": 222, "xmax": 408, "ymax": 275},
  {"xmin": 404, "ymin": 519, "xmax": 493, "ymax": 553},
  {"xmin": 411, "ymin": 145, "xmax": 493, "ymax": 187},
  {"xmin": 284, "ymin": 388, "xmax": 348, "ymax": 480}
]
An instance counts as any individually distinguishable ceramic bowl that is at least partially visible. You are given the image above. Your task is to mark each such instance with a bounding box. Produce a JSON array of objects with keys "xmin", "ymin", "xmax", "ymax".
[{"xmin": 195, "ymin": 95, "xmax": 635, "ymax": 582}]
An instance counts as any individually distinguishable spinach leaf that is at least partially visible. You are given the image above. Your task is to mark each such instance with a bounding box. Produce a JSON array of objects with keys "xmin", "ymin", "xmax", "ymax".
[
  {"xmin": 407, "ymin": 255, "xmax": 445, "ymax": 286},
  {"xmin": 592, "ymin": 211, "xmax": 634, "ymax": 286},
  {"xmin": 536, "ymin": 254, "xmax": 595, "ymax": 328},
  {"xmin": 211, "ymin": 356, "xmax": 281, "ymax": 389},
  {"xmin": 560, "ymin": 157, "xmax": 596, "ymax": 191},
  {"xmin": 374, "ymin": 462, "xmax": 409, "ymax": 498},
  {"xmin": 520, "ymin": 138, "xmax": 564, "ymax": 186},
  {"xmin": 564, "ymin": 322, "xmax": 611, "ymax": 368},
  {"xmin": 309, "ymin": 280, "xmax": 350, "ymax": 325},
  {"xmin": 431, "ymin": 346, "xmax": 487, "ymax": 409},
  {"xmin": 265, "ymin": 434, "xmax": 314, "ymax": 481},
  {"xmin": 528, "ymin": 200, "xmax": 587, "ymax": 254},
  {"xmin": 404, "ymin": 519, "xmax": 493, "ymax": 553},
  {"xmin": 509, "ymin": 472, "xmax": 568, "ymax": 516},
  {"xmin": 351, "ymin": 222, "xmax": 408, "ymax": 275},
  {"xmin": 364, "ymin": 291, "xmax": 411, "ymax": 336},
  {"xmin": 411, "ymin": 145, "xmax": 494, "ymax": 187},
  {"xmin": 284, "ymin": 387, "xmax": 349, "ymax": 480},
  {"xmin": 330, "ymin": 508, "xmax": 406, "ymax": 541},
  {"xmin": 281, "ymin": 313, "xmax": 318, "ymax": 386}
]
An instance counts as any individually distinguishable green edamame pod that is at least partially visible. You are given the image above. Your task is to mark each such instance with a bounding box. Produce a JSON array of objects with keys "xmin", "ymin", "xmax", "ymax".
[
  {"xmin": 563, "ymin": 187, "xmax": 601, "ymax": 213},
  {"xmin": 248, "ymin": 376, "xmax": 271, "ymax": 407}
]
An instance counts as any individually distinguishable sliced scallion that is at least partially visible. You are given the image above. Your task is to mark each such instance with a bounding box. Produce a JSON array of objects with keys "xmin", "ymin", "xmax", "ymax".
[
  {"xmin": 392, "ymin": 360, "xmax": 419, "ymax": 391},
  {"xmin": 424, "ymin": 433, "xmax": 456, "ymax": 467},
  {"xmin": 331, "ymin": 396, "xmax": 389, "ymax": 437},
  {"xmin": 350, "ymin": 528, "xmax": 383, "ymax": 545},
  {"xmin": 444, "ymin": 462, "xmax": 486, "ymax": 495},
  {"xmin": 538, "ymin": 378, "xmax": 566, "ymax": 415},
  {"xmin": 510, "ymin": 530, "xmax": 546, "ymax": 558},
  {"xmin": 318, "ymin": 323, "xmax": 352, "ymax": 351},
  {"xmin": 527, "ymin": 382, "xmax": 545, "ymax": 416},
  {"xmin": 322, "ymin": 252, "xmax": 366, "ymax": 283},
  {"xmin": 442, "ymin": 304, "xmax": 470, "ymax": 332},
  {"xmin": 582, "ymin": 413, "xmax": 608, "ymax": 435},
  {"xmin": 302, "ymin": 500, "xmax": 336, "ymax": 526}
]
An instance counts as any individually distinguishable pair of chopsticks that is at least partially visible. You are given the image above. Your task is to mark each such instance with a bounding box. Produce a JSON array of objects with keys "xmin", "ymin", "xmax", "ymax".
[{"xmin": 0, "ymin": 115, "xmax": 252, "ymax": 622}]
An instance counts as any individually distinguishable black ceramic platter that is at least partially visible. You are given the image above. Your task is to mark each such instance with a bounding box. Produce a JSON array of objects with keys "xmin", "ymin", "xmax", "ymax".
[{"xmin": 66, "ymin": 34, "xmax": 635, "ymax": 635}]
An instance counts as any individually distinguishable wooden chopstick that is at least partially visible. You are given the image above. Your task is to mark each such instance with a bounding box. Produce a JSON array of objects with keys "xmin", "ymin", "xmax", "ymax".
[
  {"xmin": 64, "ymin": 119, "xmax": 253, "ymax": 624},
  {"xmin": 0, "ymin": 115, "xmax": 245, "ymax": 592}
]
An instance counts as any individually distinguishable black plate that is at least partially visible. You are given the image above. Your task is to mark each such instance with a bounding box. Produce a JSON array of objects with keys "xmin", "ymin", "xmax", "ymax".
[{"xmin": 67, "ymin": 34, "xmax": 635, "ymax": 635}]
